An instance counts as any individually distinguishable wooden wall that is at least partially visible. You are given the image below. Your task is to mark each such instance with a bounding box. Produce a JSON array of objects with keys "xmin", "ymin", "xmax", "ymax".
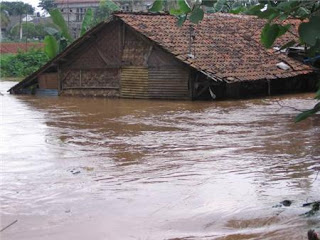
[{"xmin": 38, "ymin": 73, "xmax": 59, "ymax": 89}]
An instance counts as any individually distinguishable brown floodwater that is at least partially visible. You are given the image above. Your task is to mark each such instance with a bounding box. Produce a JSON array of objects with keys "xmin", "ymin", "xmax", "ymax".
[{"xmin": 0, "ymin": 81, "xmax": 319, "ymax": 240}]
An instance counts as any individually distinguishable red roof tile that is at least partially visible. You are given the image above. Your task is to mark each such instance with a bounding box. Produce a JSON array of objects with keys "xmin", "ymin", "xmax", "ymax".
[{"xmin": 115, "ymin": 13, "xmax": 312, "ymax": 82}]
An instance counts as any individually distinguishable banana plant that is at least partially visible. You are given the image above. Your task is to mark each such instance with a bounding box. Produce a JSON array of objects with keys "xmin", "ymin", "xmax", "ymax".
[
  {"xmin": 44, "ymin": 8, "xmax": 74, "ymax": 59},
  {"xmin": 80, "ymin": 8, "xmax": 94, "ymax": 36}
]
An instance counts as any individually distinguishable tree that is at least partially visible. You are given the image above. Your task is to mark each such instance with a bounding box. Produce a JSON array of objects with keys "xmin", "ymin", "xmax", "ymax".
[
  {"xmin": 8, "ymin": 22, "xmax": 59, "ymax": 40},
  {"xmin": 0, "ymin": 1, "xmax": 34, "ymax": 16},
  {"xmin": 0, "ymin": 1, "xmax": 34, "ymax": 40},
  {"xmin": 44, "ymin": 8, "xmax": 74, "ymax": 58},
  {"xmin": 38, "ymin": 0, "xmax": 56, "ymax": 13},
  {"xmin": 0, "ymin": 7, "xmax": 10, "ymax": 28},
  {"xmin": 150, "ymin": 0, "xmax": 320, "ymax": 120},
  {"xmin": 95, "ymin": 0, "xmax": 119, "ymax": 22}
]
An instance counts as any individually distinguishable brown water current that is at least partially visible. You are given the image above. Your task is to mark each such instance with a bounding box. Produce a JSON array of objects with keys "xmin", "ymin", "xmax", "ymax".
[{"xmin": 0, "ymin": 81, "xmax": 319, "ymax": 240}]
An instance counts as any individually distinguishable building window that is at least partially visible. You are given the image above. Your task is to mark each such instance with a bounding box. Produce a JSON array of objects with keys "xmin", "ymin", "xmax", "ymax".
[{"xmin": 76, "ymin": 8, "xmax": 84, "ymax": 22}]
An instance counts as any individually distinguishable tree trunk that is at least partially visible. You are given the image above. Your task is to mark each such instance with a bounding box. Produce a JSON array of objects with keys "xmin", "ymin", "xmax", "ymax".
[{"xmin": 19, "ymin": 15, "xmax": 23, "ymax": 40}]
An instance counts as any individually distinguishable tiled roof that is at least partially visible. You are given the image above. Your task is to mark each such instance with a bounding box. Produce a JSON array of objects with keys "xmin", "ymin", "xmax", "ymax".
[
  {"xmin": 116, "ymin": 13, "xmax": 312, "ymax": 82},
  {"xmin": 0, "ymin": 43, "xmax": 44, "ymax": 54}
]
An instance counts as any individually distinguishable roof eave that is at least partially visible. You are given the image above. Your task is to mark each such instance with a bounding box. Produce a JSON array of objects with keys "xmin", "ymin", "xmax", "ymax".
[{"xmin": 8, "ymin": 20, "xmax": 110, "ymax": 93}]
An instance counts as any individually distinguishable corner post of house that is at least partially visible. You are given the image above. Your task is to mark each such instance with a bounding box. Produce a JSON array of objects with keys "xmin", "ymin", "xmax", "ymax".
[
  {"xmin": 190, "ymin": 71, "xmax": 196, "ymax": 100},
  {"xmin": 80, "ymin": 69, "xmax": 82, "ymax": 87},
  {"xmin": 267, "ymin": 79, "xmax": 271, "ymax": 96},
  {"xmin": 58, "ymin": 64, "xmax": 62, "ymax": 95}
]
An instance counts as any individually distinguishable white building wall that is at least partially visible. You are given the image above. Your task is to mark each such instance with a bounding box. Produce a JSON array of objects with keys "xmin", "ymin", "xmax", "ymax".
[{"xmin": 55, "ymin": 0, "xmax": 153, "ymax": 38}]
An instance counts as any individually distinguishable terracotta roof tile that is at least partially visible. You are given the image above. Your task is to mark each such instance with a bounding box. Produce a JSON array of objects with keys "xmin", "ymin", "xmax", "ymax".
[{"xmin": 115, "ymin": 13, "xmax": 313, "ymax": 82}]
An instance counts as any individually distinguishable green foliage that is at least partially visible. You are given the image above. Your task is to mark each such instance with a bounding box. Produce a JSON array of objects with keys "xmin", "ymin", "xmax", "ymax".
[
  {"xmin": 81, "ymin": 8, "xmax": 94, "ymax": 36},
  {"xmin": 295, "ymin": 102, "xmax": 320, "ymax": 122},
  {"xmin": 299, "ymin": 16, "xmax": 320, "ymax": 47},
  {"xmin": 261, "ymin": 23, "xmax": 291, "ymax": 48},
  {"xmin": 42, "ymin": 8, "xmax": 74, "ymax": 58},
  {"xmin": 189, "ymin": 6, "xmax": 204, "ymax": 24},
  {"xmin": 150, "ymin": 0, "xmax": 252, "ymax": 24},
  {"xmin": 95, "ymin": 0, "xmax": 119, "ymax": 22},
  {"xmin": 177, "ymin": 0, "xmax": 191, "ymax": 13},
  {"xmin": 8, "ymin": 22, "xmax": 59, "ymax": 40},
  {"xmin": 213, "ymin": 0, "xmax": 227, "ymax": 12},
  {"xmin": 0, "ymin": 1, "xmax": 34, "ymax": 16},
  {"xmin": 0, "ymin": 8, "xmax": 10, "ymax": 27},
  {"xmin": 246, "ymin": 1, "xmax": 320, "ymax": 51},
  {"xmin": 49, "ymin": 9, "xmax": 73, "ymax": 43},
  {"xmin": 245, "ymin": 1, "xmax": 320, "ymax": 120},
  {"xmin": 44, "ymin": 35, "xmax": 58, "ymax": 58},
  {"xmin": 38, "ymin": 0, "xmax": 56, "ymax": 12},
  {"xmin": 149, "ymin": 0, "xmax": 164, "ymax": 12},
  {"xmin": 0, "ymin": 49, "xmax": 49, "ymax": 77}
]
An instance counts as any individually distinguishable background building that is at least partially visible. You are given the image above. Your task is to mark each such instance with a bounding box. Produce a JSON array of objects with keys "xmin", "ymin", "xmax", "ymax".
[{"xmin": 54, "ymin": 0, "xmax": 153, "ymax": 38}]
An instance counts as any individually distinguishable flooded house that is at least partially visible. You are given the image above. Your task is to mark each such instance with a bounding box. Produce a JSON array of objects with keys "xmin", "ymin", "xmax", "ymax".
[{"xmin": 9, "ymin": 13, "xmax": 317, "ymax": 100}]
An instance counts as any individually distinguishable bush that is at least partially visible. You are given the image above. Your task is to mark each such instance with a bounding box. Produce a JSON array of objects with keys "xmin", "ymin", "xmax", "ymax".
[{"xmin": 0, "ymin": 48, "xmax": 49, "ymax": 77}]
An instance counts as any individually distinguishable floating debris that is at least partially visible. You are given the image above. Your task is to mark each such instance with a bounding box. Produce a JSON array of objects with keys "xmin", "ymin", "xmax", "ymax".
[
  {"xmin": 281, "ymin": 200, "xmax": 292, "ymax": 207},
  {"xmin": 273, "ymin": 200, "xmax": 292, "ymax": 208},
  {"xmin": 308, "ymin": 229, "xmax": 320, "ymax": 240},
  {"xmin": 70, "ymin": 169, "xmax": 81, "ymax": 175},
  {"xmin": 0, "ymin": 220, "xmax": 18, "ymax": 232}
]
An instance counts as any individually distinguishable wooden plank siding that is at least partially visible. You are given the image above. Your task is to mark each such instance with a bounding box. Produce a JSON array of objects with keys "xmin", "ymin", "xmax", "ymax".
[
  {"xmin": 120, "ymin": 66, "xmax": 190, "ymax": 99},
  {"xmin": 120, "ymin": 66, "xmax": 149, "ymax": 98},
  {"xmin": 148, "ymin": 67, "xmax": 190, "ymax": 99},
  {"xmin": 38, "ymin": 73, "xmax": 59, "ymax": 89}
]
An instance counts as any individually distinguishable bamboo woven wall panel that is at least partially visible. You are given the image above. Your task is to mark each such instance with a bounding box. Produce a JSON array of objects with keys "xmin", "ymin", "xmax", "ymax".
[
  {"xmin": 62, "ymin": 69, "xmax": 120, "ymax": 89},
  {"xmin": 122, "ymin": 28, "xmax": 150, "ymax": 66},
  {"xmin": 120, "ymin": 66, "xmax": 148, "ymax": 98},
  {"xmin": 81, "ymin": 69, "xmax": 120, "ymax": 88},
  {"xmin": 62, "ymin": 70, "xmax": 80, "ymax": 88},
  {"xmin": 62, "ymin": 22, "xmax": 122, "ymax": 70}
]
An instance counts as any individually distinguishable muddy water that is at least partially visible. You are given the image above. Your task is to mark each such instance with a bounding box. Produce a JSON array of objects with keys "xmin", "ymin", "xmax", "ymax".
[{"xmin": 0, "ymin": 81, "xmax": 319, "ymax": 240}]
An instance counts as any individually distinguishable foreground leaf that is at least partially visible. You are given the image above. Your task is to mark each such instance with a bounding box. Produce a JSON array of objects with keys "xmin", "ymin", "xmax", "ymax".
[
  {"xmin": 149, "ymin": 0, "xmax": 163, "ymax": 12},
  {"xmin": 176, "ymin": 15, "xmax": 187, "ymax": 27},
  {"xmin": 261, "ymin": 23, "xmax": 291, "ymax": 48},
  {"xmin": 189, "ymin": 7, "xmax": 204, "ymax": 24},
  {"xmin": 299, "ymin": 16, "xmax": 320, "ymax": 46},
  {"xmin": 279, "ymin": 40, "xmax": 296, "ymax": 50},
  {"xmin": 295, "ymin": 102, "xmax": 320, "ymax": 122},
  {"xmin": 201, "ymin": 0, "xmax": 217, "ymax": 7},
  {"xmin": 177, "ymin": 0, "xmax": 191, "ymax": 14},
  {"xmin": 261, "ymin": 23, "xmax": 280, "ymax": 48}
]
